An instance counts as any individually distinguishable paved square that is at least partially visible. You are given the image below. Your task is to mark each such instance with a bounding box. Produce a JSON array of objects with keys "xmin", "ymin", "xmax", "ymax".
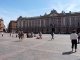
[{"xmin": 0, "ymin": 33, "xmax": 80, "ymax": 60}]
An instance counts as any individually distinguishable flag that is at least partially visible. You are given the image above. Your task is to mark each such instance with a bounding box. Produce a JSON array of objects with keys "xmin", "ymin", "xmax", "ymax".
[{"xmin": 50, "ymin": 22, "xmax": 54, "ymax": 27}]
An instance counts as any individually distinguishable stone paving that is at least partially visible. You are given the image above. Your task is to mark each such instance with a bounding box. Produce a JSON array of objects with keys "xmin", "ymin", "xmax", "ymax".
[{"xmin": 0, "ymin": 33, "xmax": 80, "ymax": 60}]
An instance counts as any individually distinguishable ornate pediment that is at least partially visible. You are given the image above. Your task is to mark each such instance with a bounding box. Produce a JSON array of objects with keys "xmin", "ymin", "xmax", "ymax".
[
  {"xmin": 49, "ymin": 9, "xmax": 58, "ymax": 16},
  {"xmin": 51, "ymin": 9, "xmax": 57, "ymax": 13},
  {"xmin": 49, "ymin": 13, "xmax": 58, "ymax": 16}
]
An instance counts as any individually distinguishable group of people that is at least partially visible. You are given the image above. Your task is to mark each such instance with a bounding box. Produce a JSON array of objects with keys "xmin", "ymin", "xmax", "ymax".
[
  {"xmin": 9, "ymin": 31, "xmax": 42, "ymax": 41},
  {"xmin": 1, "ymin": 30, "xmax": 80, "ymax": 52},
  {"xmin": 17, "ymin": 31, "xmax": 42, "ymax": 41},
  {"xmin": 18, "ymin": 31, "xmax": 24, "ymax": 42},
  {"xmin": 26, "ymin": 32, "xmax": 35, "ymax": 38},
  {"xmin": 36, "ymin": 32, "xmax": 42, "ymax": 39},
  {"xmin": 50, "ymin": 30, "xmax": 80, "ymax": 52}
]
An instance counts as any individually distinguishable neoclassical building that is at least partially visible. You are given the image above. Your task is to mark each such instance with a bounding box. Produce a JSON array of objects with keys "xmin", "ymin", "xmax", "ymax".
[
  {"xmin": 17, "ymin": 9, "xmax": 80, "ymax": 34},
  {"xmin": 0, "ymin": 18, "xmax": 4, "ymax": 32},
  {"xmin": 7, "ymin": 20, "xmax": 17, "ymax": 33}
]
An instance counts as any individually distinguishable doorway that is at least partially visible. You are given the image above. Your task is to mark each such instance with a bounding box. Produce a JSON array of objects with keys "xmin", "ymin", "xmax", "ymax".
[{"xmin": 77, "ymin": 28, "xmax": 80, "ymax": 33}]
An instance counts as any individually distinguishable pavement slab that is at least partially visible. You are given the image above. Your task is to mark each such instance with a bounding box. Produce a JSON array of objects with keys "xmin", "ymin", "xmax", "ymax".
[{"xmin": 0, "ymin": 33, "xmax": 80, "ymax": 60}]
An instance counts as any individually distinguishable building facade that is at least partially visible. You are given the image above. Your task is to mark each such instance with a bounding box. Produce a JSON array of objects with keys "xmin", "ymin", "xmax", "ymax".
[
  {"xmin": 17, "ymin": 9, "xmax": 80, "ymax": 34},
  {"xmin": 8, "ymin": 20, "xmax": 17, "ymax": 33},
  {"xmin": 0, "ymin": 19, "xmax": 4, "ymax": 32}
]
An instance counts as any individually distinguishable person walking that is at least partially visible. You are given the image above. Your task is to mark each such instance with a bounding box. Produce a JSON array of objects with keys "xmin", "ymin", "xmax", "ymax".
[
  {"xmin": 51, "ymin": 32, "xmax": 54, "ymax": 40},
  {"xmin": 10, "ymin": 33, "xmax": 12, "ymax": 37},
  {"xmin": 70, "ymin": 30, "xmax": 78, "ymax": 52},
  {"xmin": 39, "ymin": 32, "xmax": 42, "ymax": 39},
  {"xmin": 2, "ymin": 32, "xmax": 3, "ymax": 37},
  {"xmin": 16, "ymin": 33, "xmax": 17, "ymax": 38},
  {"xmin": 18, "ymin": 31, "xmax": 21, "ymax": 41},
  {"xmin": 20, "ymin": 31, "xmax": 24, "ymax": 42},
  {"xmin": 78, "ymin": 32, "xmax": 80, "ymax": 44}
]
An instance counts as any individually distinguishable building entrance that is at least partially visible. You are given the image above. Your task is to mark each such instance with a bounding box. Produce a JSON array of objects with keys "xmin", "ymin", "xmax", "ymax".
[{"xmin": 77, "ymin": 28, "xmax": 80, "ymax": 33}]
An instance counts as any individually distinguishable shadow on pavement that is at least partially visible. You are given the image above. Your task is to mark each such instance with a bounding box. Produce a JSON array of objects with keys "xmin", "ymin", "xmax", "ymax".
[
  {"xmin": 62, "ymin": 51, "xmax": 74, "ymax": 55},
  {"xmin": 13, "ymin": 40, "xmax": 19, "ymax": 42},
  {"xmin": 48, "ymin": 40, "xmax": 52, "ymax": 41},
  {"xmin": 48, "ymin": 40, "xmax": 54, "ymax": 41}
]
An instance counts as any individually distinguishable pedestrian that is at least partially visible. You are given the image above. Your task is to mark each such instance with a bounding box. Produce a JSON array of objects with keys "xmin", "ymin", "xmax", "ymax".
[
  {"xmin": 36, "ymin": 33, "xmax": 40, "ymax": 39},
  {"xmin": 2, "ymin": 32, "xmax": 3, "ymax": 37},
  {"xmin": 39, "ymin": 32, "xmax": 42, "ymax": 39},
  {"xmin": 31, "ymin": 32, "xmax": 34, "ymax": 37},
  {"xmin": 78, "ymin": 32, "xmax": 80, "ymax": 44},
  {"xmin": 18, "ymin": 31, "xmax": 21, "ymax": 41},
  {"xmin": 20, "ymin": 31, "xmax": 24, "ymax": 41},
  {"xmin": 26, "ymin": 33, "xmax": 28, "ymax": 38},
  {"xmin": 10, "ymin": 33, "xmax": 12, "ymax": 37},
  {"xmin": 34, "ymin": 33, "xmax": 36, "ymax": 37},
  {"xmin": 12, "ymin": 33, "xmax": 13, "ymax": 37},
  {"xmin": 51, "ymin": 32, "xmax": 54, "ymax": 40},
  {"xmin": 16, "ymin": 34, "xmax": 17, "ymax": 38},
  {"xmin": 70, "ymin": 30, "xmax": 78, "ymax": 52}
]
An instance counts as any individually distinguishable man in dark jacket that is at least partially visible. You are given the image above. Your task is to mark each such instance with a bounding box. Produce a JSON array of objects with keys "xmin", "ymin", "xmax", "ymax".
[{"xmin": 51, "ymin": 32, "xmax": 54, "ymax": 40}]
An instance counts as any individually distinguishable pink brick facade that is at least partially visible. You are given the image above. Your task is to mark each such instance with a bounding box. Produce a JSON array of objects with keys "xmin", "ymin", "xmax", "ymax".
[{"xmin": 17, "ymin": 10, "xmax": 80, "ymax": 33}]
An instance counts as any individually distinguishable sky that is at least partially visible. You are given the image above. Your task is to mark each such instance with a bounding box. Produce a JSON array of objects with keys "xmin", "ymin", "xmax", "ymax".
[{"xmin": 0, "ymin": 0, "xmax": 80, "ymax": 28}]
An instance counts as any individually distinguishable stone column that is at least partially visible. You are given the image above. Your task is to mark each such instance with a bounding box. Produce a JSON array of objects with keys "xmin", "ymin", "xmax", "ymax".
[
  {"xmin": 69, "ymin": 17, "xmax": 71, "ymax": 26},
  {"xmin": 40, "ymin": 20, "xmax": 41, "ymax": 27},
  {"xmin": 44, "ymin": 20, "xmax": 45, "ymax": 27},
  {"xmin": 21, "ymin": 21, "xmax": 23, "ymax": 28},
  {"xmin": 63, "ymin": 17, "xmax": 65, "ymax": 26}
]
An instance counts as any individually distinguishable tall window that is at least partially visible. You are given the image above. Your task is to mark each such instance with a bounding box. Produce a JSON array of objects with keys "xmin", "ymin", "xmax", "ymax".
[
  {"xmin": 31, "ymin": 20, "xmax": 32, "ymax": 27},
  {"xmin": 23, "ymin": 21, "xmax": 25, "ymax": 27},
  {"xmin": 58, "ymin": 22, "xmax": 61, "ymax": 26},
  {"xmin": 78, "ymin": 21, "xmax": 80, "ymax": 26},
  {"xmin": 44, "ymin": 20, "xmax": 46, "ymax": 27},
  {"xmin": 29, "ymin": 20, "xmax": 31, "ymax": 27},
  {"xmin": 71, "ymin": 22, "xmax": 75, "ymax": 26},
  {"xmin": 36, "ymin": 20, "xmax": 38, "ymax": 27},
  {"xmin": 17, "ymin": 21, "xmax": 20, "ymax": 28},
  {"xmin": 71, "ymin": 17, "xmax": 75, "ymax": 20},
  {"xmin": 65, "ymin": 17, "xmax": 69, "ymax": 26},
  {"xmin": 58, "ymin": 17, "xmax": 61, "ymax": 20},
  {"xmin": 65, "ymin": 17, "xmax": 69, "ymax": 20},
  {"xmin": 21, "ymin": 21, "xmax": 23, "ymax": 28},
  {"xmin": 32, "ymin": 20, "xmax": 33, "ymax": 27},
  {"xmin": 65, "ymin": 22, "xmax": 68, "ymax": 26},
  {"xmin": 27, "ymin": 20, "xmax": 29, "ymax": 27},
  {"xmin": 34, "ymin": 20, "xmax": 35, "ymax": 27},
  {"xmin": 37, "ymin": 20, "xmax": 39, "ymax": 27},
  {"xmin": 41, "ymin": 20, "xmax": 44, "ymax": 27},
  {"xmin": 20, "ymin": 21, "xmax": 21, "ymax": 28},
  {"xmin": 46, "ymin": 20, "xmax": 49, "ymax": 27},
  {"xmin": 39, "ymin": 20, "xmax": 41, "ymax": 27},
  {"xmin": 25, "ymin": 21, "xmax": 27, "ymax": 27},
  {"xmin": 77, "ymin": 16, "xmax": 80, "ymax": 20}
]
